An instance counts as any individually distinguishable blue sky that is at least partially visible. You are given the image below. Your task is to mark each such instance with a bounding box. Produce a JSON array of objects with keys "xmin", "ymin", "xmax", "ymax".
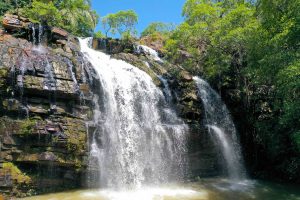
[{"xmin": 91, "ymin": 0, "xmax": 186, "ymax": 36}]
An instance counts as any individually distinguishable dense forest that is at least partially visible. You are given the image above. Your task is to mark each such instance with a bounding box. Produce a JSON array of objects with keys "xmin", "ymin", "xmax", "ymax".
[
  {"xmin": 0, "ymin": 0, "xmax": 299, "ymax": 187},
  {"xmin": 161, "ymin": 0, "xmax": 300, "ymax": 182}
]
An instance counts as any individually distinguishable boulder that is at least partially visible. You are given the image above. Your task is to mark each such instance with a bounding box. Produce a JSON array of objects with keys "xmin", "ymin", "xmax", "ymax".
[
  {"xmin": 51, "ymin": 27, "xmax": 68, "ymax": 40},
  {"xmin": 2, "ymin": 14, "xmax": 30, "ymax": 31}
]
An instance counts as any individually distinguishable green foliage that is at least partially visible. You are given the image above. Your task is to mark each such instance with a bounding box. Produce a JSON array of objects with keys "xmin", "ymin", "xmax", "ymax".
[
  {"xmin": 20, "ymin": 119, "xmax": 36, "ymax": 135},
  {"xmin": 166, "ymin": 0, "xmax": 258, "ymax": 76},
  {"xmin": 141, "ymin": 22, "xmax": 175, "ymax": 37},
  {"xmin": 0, "ymin": 1, "xmax": 13, "ymax": 17},
  {"xmin": 57, "ymin": 0, "xmax": 99, "ymax": 36},
  {"xmin": 0, "ymin": 0, "xmax": 31, "ymax": 16},
  {"xmin": 101, "ymin": 10, "xmax": 138, "ymax": 37},
  {"xmin": 23, "ymin": 1, "xmax": 62, "ymax": 24},
  {"xmin": 1, "ymin": 0, "xmax": 99, "ymax": 37},
  {"xmin": 165, "ymin": 0, "xmax": 300, "ymax": 181},
  {"xmin": 94, "ymin": 30, "xmax": 105, "ymax": 39}
]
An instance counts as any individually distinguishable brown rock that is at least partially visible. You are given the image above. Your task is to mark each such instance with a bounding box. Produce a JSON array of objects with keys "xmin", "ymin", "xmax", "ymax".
[
  {"xmin": 28, "ymin": 105, "xmax": 48, "ymax": 114},
  {"xmin": 180, "ymin": 71, "xmax": 193, "ymax": 82},
  {"xmin": 56, "ymin": 39, "xmax": 67, "ymax": 45},
  {"xmin": 2, "ymin": 14, "xmax": 29, "ymax": 31},
  {"xmin": 51, "ymin": 27, "xmax": 68, "ymax": 39},
  {"xmin": 79, "ymin": 83, "xmax": 90, "ymax": 95}
]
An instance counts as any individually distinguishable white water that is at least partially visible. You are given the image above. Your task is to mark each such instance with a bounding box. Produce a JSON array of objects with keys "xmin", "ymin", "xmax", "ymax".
[
  {"xmin": 157, "ymin": 75, "xmax": 172, "ymax": 103},
  {"xmin": 80, "ymin": 187, "xmax": 206, "ymax": 200},
  {"xmin": 136, "ymin": 45, "xmax": 163, "ymax": 62},
  {"xmin": 32, "ymin": 27, "xmax": 36, "ymax": 44},
  {"xmin": 193, "ymin": 76, "xmax": 246, "ymax": 180},
  {"xmin": 80, "ymin": 38, "xmax": 188, "ymax": 189}
]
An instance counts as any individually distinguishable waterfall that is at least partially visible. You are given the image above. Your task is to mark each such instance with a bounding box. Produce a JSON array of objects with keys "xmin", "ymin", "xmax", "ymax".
[
  {"xmin": 79, "ymin": 38, "xmax": 188, "ymax": 189},
  {"xmin": 38, "ymin": 24, "xmax": 43, "ymax": 44},
  {"xmin": 136, "ymin": 45, "xmax": 163, "ymax": 62},
  {"xmin": 65, "ymin": 59, "xmax": 79, "ymax": 93},
  {"xmin": 193, "ymin": 76, "xmax": 246, "ymax": 180},
  {"xmin": 31, "ymin": 26, "xmax": 36, "ymax": 45},
  {"xmin": 157, "ymin": 75, "xmax": 172, "ymax": 103}
]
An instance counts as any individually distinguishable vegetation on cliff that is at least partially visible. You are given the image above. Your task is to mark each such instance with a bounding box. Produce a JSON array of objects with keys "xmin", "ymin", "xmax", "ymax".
[
  {"xmin": 154, "ymin": 0, "xmax": 300, "ymax": 182},
  {"xmin": 0, "ymin": 0, "xmax": 98, "ymax": 36}
]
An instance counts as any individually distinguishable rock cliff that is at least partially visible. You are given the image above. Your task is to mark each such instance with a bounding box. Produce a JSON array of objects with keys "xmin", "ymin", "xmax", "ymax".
[
  {"xmin": 0, "ymin": 14, "xmax": 99, "ymax": 197},
  {"xmin": 0, "ymin": 14, "xmax": 221, "ymax": 198}
]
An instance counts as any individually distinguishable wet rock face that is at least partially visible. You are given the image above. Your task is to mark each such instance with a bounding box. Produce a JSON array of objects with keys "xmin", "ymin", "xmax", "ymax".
[{"xmin": 0, "ymin": 26, "xmax": 98, "ymax": 197}]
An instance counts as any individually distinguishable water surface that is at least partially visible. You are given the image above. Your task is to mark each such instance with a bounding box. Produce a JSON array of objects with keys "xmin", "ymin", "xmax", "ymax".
[{"xmin": 22, "ymin": 179, "xmax": 300, "ymax": 200}]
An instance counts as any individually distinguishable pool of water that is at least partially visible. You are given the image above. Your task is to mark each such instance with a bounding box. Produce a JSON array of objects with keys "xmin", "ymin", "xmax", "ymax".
[{"xmin": 22, "ymin": 179, "xmax": 300, "ymax": 200}]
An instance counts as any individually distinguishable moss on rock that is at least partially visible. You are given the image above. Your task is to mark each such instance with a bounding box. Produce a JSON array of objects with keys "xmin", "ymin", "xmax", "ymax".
[
  {"xmin": 19, "ymin": 119, "xmax": 37, "ymax": 135},
  {"xmin": 2, "ymin": 162, "xmax": 31, "ymax": 184}
]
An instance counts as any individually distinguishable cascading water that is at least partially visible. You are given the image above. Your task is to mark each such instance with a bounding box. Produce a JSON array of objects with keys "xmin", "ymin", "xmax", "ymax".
[
  {"xmin": 65, "ymin": 59, "xmax": 79, "ymax": 92},
  {"xmin": 136, "ymin": 45, "xmax": 163, "ymax": 62},
  {"xmin": 80, "ymin": 38, "xmax": 188, "ymax": 189},
  {"xmin": 38, "ymin": 24, "xmax": 43, "ymax": 44},
  {"xmin": 31, "ymin": 26, "xmax": 36, "ymax": 45},
  {"xmin": 193, "ymin": 76, "xmax": 246, "ymax": 180},
  {"xmin": 143, "ymin": 60, "xmax": 172, "ymax": 103},
  {"xmin": 157, "ymin": 75, "xmax": 172, "ymax": 103}
]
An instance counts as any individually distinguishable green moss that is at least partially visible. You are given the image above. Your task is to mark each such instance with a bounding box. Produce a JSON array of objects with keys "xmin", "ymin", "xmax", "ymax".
[
  {"xmin": 20, "ymin": 119, "xmax": 37, "ymax": 135},
  {"xmin": 66, "ymin": 132, "xmax": 86, "ymax": 154},
  {"xmin": 0, "ymin": 68, "xmax": 8, "ymax": 78},
  {"xmin": 2, "ymin": 162, "xmax": 31, "ymax": 184},
  {"xmin": 0, "ymin": 68, "xmax": 8, "ymax": 88}
]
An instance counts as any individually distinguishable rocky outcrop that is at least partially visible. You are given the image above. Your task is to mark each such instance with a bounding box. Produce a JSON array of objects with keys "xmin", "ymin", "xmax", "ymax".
[
  {"xmin": 2, "ymin": 14, "xmax": 31, "ymax": 31},
  {"xmin": 92, "ymin": 38, "xmax": 135, "ymax": 54},
  {"xmin": 139, "ymin": 34, "xmax": 165, "ymax": 57},
  {"xmin": 0, "ymin": 20, "xmax": 98, "ymax": 197}
]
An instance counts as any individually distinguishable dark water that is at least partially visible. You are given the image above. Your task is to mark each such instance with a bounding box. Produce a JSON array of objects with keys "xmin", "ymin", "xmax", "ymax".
[{"xmin": 22, "ymin": 178, "xmax": 300, "ymax": 200}]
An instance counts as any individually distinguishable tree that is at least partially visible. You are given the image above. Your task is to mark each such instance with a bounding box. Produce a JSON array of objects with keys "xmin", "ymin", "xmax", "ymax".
[
  {"xmin": 0, "ymin": 0, "xmax": 31, "ymax": 17},
  {"xmin": 101, "ymin": 10, "xmax": 138, "ymax": 37},
  {"xmin": 56, "ymin": 0, "xmax": 98, "ymax": 36},
  {"xmin": 94, "ymin": 30, "xmax": 105, "ymax": 39},
  {"xmin": 17, "ymin": 0, "xmax": 98, "ymax": 37},
  {"xmin": 165, "ymin": 0, "xmax": 300, "ymax": 181},
  {"xmin": 141, "ymin": 22, "xmax": 175, "ymax": 37},
  {"xmin": 23, "ymin": 0, "xmax": 62, "ymax": 25}
]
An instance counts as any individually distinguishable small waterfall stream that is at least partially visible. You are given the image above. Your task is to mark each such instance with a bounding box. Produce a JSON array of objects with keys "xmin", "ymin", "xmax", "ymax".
[
  {"xmin": 80, "ymin": 38, "xmax": 188, "ymax": 189},
  {"xmin": 193, "ymin": 76, "xmax": 246, "ymax": 180},
  {"xmin": 136, "ymin": 45, "xmax": 163, "ymax": 62}
]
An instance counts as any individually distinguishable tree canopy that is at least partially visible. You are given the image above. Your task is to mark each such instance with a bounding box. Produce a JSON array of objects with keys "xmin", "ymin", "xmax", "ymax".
[
  {"xmin": 141, "ymin": 22, "xmax": 175, "ymax": 37},
  {"xmin": 1, "ymin": 0, "xmax": 98, "ymax": 37},
  {"xmin": 163, "ymin": 0, "xmax": 300, "ymax": 181},
  {"xmin": 101, "ymin": 10, "xmax": 138, "ymax": 37}
]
